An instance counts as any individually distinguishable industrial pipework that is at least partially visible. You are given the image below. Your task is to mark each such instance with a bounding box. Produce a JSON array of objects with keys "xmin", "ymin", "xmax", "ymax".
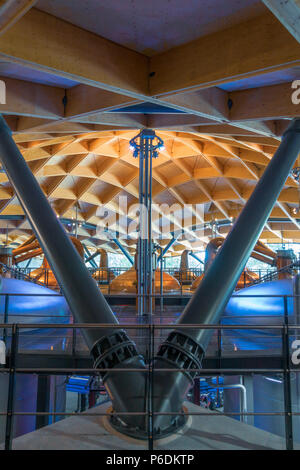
[
  {"xmin": 130, "ymin": 129, "xmax": 164, "ymax": 317},
  {"xmin": 150, "ymin": 118, "xmax": 300, "ymax": 435},
  {"xmin": 204, "ymin": 237, "xmax": 276, "ymax": 271},
  {"xmin": 1, "ymin": 117, "xmax": 300, "ymax": 440},
  {"xmin": 0, "ymin": 116, "xmax": 147, "ymax": 430}
]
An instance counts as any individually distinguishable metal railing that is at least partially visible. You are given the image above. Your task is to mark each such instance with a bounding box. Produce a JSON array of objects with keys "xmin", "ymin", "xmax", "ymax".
[
  {"xmin": 247, "ymin": 260, "xmax": 300, "ymax": 287},
  {"xmin": 0, "ymin": 262, "xmax": 45, "ymax": 287},
  {"xmin": 0, "ymin": 293, "xmax": 299, "ymax": 450},
  {"xmin": 6, "ymin": 263, "xmax": 300, "ymax": 292}
]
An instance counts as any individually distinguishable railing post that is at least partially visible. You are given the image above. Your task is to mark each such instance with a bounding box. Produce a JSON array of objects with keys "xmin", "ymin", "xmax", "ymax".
[
  {"xmin": 5, "ymin": 323, "xmax": 18, "ymax": 450},
  {"xmin": 72, "ymin": 326, "xmax": 77, "ymax": 362},
  {"xmin": 180, "ymin": 272, "xmax": 183, "ymax": 296},
  {"xmin": 282, "ymin": 295, "xmax": 293, "ymax": 450},
  {"xmin": 2, "ymin": 294, "xmax": 9, "ymax": 345},
  {"xmin": 193, "ymin": 377, "xmax": 200, "ymax": 406},
  {"xmin": 147, "ymin": 323, "xmax": 154, "ymax": 451},
  {"xmin": 160, "ymin": 248, "xmax": 163, "ymax": 313},
  {"xmin": 217, "ymin": 323, "xmax": 222, "ymax": 369}
]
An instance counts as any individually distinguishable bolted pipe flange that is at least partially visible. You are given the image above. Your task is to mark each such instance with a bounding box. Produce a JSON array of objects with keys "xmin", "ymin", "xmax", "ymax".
[
  {"xmin": 156, "ymin": 331, "xmax": 204, "ymax": 382},
  {"xmin": 109, "ymin": 410, "xmax": 187, "ymax": 440},
  {"xmin": 91, "ymin": 330, "xmax": 140, "ymax": 380}
]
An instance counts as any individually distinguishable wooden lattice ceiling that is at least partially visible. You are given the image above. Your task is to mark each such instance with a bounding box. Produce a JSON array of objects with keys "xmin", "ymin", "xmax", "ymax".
[
  {"xmin": 0, "ymin": 127, "xmax": 299, "ymax": 255},
  {"xmin": 0, "ymin": 0, "xmax": 299, "ymax": 255}
]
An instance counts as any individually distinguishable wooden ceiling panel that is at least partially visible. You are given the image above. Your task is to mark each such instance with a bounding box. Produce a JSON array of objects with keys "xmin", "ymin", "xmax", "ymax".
[{"xmin": 0, "ymin": 2, "xmax": 299, "ymax": 251}]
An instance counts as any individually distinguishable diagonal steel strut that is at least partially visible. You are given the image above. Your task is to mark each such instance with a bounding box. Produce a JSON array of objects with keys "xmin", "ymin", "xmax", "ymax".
[{"xmin": 1, "ymin": 117, "xmax": 300, "ymax": 439}]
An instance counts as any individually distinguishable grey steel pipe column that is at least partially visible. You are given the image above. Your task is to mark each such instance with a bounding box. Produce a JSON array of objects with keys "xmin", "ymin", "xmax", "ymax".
[
  {"xmin": 0, "ymin": 116, "xmax": 147, "ymax": 429},
  {"xmin": 151, "ymin": 118, "xmax": 300, "ymax": 435}
]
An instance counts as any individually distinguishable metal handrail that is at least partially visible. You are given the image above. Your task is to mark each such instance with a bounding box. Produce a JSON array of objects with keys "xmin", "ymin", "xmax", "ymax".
[
  {"xmin": 247, "ymin": 260, "xmax": 300, "ymax": 287},
  {"xmin": 3, "ymin": 264, "xmax": 285, "ymax": 290},
  {"xmin": 0, "ymin": 292, "xmax": 297, "ymax": 449},
  {"xmin": 0, "ymin": 316, "xmax": 297, "ymax": 450},
  {"xmin": 0, "ymin": 261, "xmax": 45, "ymax": 286}
]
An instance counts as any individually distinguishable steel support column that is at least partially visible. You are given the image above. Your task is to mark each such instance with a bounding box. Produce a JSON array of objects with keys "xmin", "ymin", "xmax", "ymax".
[{"xmin": 130, "ymin": 129, "xmax": 164, "ymax": 318}]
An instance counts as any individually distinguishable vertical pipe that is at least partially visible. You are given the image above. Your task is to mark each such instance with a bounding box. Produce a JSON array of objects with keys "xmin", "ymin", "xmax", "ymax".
[
  {"xmin": 160, "ymin": 247, "xmax": 163, "ymax": 313},
  {"xmin": 136, "ymin": 132, "xmax": 155, "ymax": 319},
  {"xmin": 144, "ymin": 138, "xmax": 149, "ymax": 316},
  {"xmin": 138, "ymin": 143, "xmax": 144, "ymax": 316},
  {"xmin": 147, "ymin": 323, "xmax": 154, "ymax": 450},
  {"xmin": 148, "ymin": 138, "xmax": 153, "ymax": 317}
]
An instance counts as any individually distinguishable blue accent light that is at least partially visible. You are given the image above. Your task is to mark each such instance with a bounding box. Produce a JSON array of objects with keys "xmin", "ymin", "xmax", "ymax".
[
  {"xmin": 129, "ymin": 129, "xmax": 164, "ymax": 160},
  {"xmin": 66, "ymin": 376, "xmax": 90, "ymax": 394},
  {"xmin": 222, "ymin": 279, "xmax": 294, "ymax": 350},
  {"xmin": 0, "ymin": 277, "xmax": 70, "ymax": 328}
]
